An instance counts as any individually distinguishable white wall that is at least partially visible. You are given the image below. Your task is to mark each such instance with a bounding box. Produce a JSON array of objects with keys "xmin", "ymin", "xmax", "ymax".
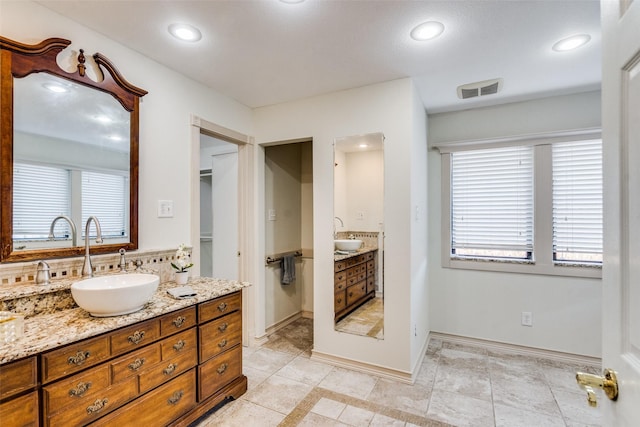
[
  {"xmin": 427, "ymin": 92, "xmax": 602, "ymax": 357},
  {"xmin": 255, "ymin": 78, "xmax": 422, "ymax": 373},
  {"xmin": 343, "ymin": 150, "xmax": 383, "ymax": 232},
  {"xmin": 1, "ymin": 1, "xmax": 254, "ymax": 253}
]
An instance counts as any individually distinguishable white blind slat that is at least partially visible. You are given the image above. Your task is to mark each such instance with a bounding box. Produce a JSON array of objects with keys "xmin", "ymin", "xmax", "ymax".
[{"xmin": 81, "ymin": 171, "xmax": 127, "ymax": 239}]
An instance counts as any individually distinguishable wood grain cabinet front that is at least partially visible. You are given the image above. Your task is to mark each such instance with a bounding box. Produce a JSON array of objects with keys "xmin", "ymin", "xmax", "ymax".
[
  {"xmin": 198, "ymin": 345, "xmax": 242, "ymax": 402},
  {"xmin": 199, "ymin": 311, "xmax": 241, "ymax": 362},
  {"xmin": 334, "ymin": 250, "xmax": 377, "ymax": 321},
  {"xmin": 0, "ymin": 390, "xmax": 39, "ymax": 427}
]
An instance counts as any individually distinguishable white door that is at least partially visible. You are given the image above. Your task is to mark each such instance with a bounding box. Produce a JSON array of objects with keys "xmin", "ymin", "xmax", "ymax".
[
  {"xmin": 601, "ymin": 0, "xmax": 640, "ymax": 425},
  {"xmin": 211, "ymin": 152, "xmax": 239, "ymax": 280}
]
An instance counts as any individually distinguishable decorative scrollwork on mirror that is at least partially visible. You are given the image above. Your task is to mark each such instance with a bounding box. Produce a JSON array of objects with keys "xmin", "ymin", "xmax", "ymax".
[{"xmin": 0, "ymin": 36, "xmax": 147, "ymax": 262}]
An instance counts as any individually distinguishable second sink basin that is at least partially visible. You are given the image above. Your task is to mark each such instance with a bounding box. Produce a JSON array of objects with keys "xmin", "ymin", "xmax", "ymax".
[
  {"xmin": 335, "ymin": 239, "xmax": 363, "ymax": 252},
  {"xmin": 71, "ymin": 273, "xmax": 160, "ymax": 317}
]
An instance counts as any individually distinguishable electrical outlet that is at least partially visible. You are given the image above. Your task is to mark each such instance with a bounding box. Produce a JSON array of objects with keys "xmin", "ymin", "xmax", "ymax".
[
  {"xmin": 157, "ymin": 200, "xmax": 174, "ymax": 218},
  {"xmin": 356, "ymin": 211, "xmax": 364, "ymax": 220},
  {"xmin": 521, "ymin": 311, "xmax": 533, "ymax": 327}
]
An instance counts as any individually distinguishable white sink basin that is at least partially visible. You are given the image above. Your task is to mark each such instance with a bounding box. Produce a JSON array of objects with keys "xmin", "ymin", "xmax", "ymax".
[
  {"xmin": 335, "ymin": 239, "xmax": 363, "ymax": 252},
  {"xmin": 71, "ymin": 273, "xmax": 160, "ymax": 317}
]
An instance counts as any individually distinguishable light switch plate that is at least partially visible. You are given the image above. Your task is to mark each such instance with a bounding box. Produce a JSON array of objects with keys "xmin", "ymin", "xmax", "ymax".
[{"xmin": 158, "ymin": 200, "xmax": 174, "ymax": 218}]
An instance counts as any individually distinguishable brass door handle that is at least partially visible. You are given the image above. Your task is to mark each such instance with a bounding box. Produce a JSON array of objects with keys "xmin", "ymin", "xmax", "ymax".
[{"xmin": 575, "ymin": 368, "xmax": 619, "ymax": 407}]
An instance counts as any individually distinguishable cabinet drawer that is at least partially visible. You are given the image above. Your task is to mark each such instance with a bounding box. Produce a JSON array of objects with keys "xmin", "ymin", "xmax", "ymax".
[
  {"xmin": 367, "ymin": 276, "xmax": 375, "ymax": 294},
  {"xmin": 138, "ymin": 347, "xmax": 197, "ymax": 394},
  {"xmin": 43, "ymin": 364, "xmax": 110, "ymax": 416},
  {"xmin": 42, "ymin": 335, "xmax": 110, "ymax": 384},
  {"xmin": 0, "ymin": 390, "xmax": 39, "ymax": 427},
  {"xmin": 334, "ymin": 260, "xmax": 347, "ymax": 272},
  {"xmin": 366, "ymin": 260, "xmax": 375, "ymax": 272},
  {"xmin": 0, "ymin": 356, "xmax": 37, "ymax": 400},
  {"xmin": 46, "ymin": 376, "xmax": 137, "ymax": 427},
  {"xmin": 160, "ymin": 306, "xmax": 196, "ymax": 337},
  {"xmin": 161, "ymin": 328, "xmax": 197, "ymax": 361},
  {"xmin": 198, "ymin": 345, "xmax": 242, "ymax": 401},
  {"xmin": 90, "ymin": 369, "xmax": 197, "ymax": 427},
  {"xmin": 334, "ymin": 280, "xmax": 346, "ymax": 292},
  {"xmin": 365, "ymin": 251, "xmax": 375, "ymax": 261},
  {"xmin": 346, "ymin": 266, "xmax": 358, "ymax": 279},
  {"xmin": 110, "ymin": 343, "xmax": 161, "ymax": 384},
  {"xmin": 110, "ymin": 318, "xmax": 160, "ymax": 356},
  {"xmin": 199, "ymin": 311, "xmax": 241, "ymax": 362},
  {"xmin": 346, "ymin": 282, "xmax": 367, "ymax": 305},
  {"xmin": 334, "ymin": 291, "xmax": 346, "ymax": 312},
  {"xmin": 357, "ymin": 271, "xmax": 366, "ymax": 282},
  {"xmin": 199, "ymin": 292, "xmax": 241, "ymax": 323},
  {"xmin": 334, "ymin": 270, "xmax": 346, "ymax": 282},
  {"xmin": 347, "ymin": 275, "xmax": 359, "ymax": 286}
]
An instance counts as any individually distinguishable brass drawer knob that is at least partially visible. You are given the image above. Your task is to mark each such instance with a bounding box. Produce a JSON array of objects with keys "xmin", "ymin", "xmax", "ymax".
[
  {"xmin": 217, "ymin": 302, "xmax": 228, "ymax": 312},
  {"xmin": 86, "ymin": 398, "xmax": 108, "ymax": 414},
  {"xmin": 68, "ymin": 350, "xmax": 90, "ymax": 366},
  {"xmin": 218, "ymin": 322, "xmax": 228, "ymax": 333},
  {"xmin": 128, "ymin": 358, "xmax": 146, "ymax": 371},
  {"xmin": 172, "ymin": 316, "xmax": 186, "ymax": 328},
  {"xmin": 128, "ymin": 330, "xmax": 145, "ymax": 345},
  {"xmin": 173, "ymin": 340, "xmax": 186, "ymax": 352},
  {"xmin": 69, "ymin": 381, "xmax": 92, "ymax": 397},
  {"xmin": 217, "ymin": 339, "xmax": 228, "ymax": 348},
  {"xmin": 217, "ymin": 363, "xmax": 228, "ymax": 375},
  {"xmin": 167, "ymin": 390, "xmax": 184, "ymax": 405},
  {"xmin": 163, "ymin": 363, "xmax": 178, "ymax": 376}
]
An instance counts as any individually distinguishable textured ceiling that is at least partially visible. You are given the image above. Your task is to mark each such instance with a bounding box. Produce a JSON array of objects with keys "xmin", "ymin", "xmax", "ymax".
[{"xmin": 39, "ymin": 0, "xmax": 601, "ymax": 113}]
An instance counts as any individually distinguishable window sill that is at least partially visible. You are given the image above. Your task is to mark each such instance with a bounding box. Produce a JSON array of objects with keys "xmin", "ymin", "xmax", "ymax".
[{"xmin": 444, "ymin": 257, "xmax": 602, "ymax": 279}]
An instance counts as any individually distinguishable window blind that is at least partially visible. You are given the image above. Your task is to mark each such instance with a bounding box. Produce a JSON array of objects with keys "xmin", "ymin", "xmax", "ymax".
[
  {"xmin": 13, "ymin": 163, "xmax": 70, "ymax": 240},
  {"xmin": 451, "ymin": 146, "xmax": 534, "ymax": 259},
  {"xmin": 552, "ymin": 140, "xmax": 603, "ymax": 263},
  {"xmin": 81, "ymin": 171, "xmax": 127, "ymax": 238}
]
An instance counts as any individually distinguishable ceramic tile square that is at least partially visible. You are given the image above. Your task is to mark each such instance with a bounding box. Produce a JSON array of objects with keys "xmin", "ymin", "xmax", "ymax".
[
  {"xmin": 244, "ymin": 374, "xmax": 313, "ymax": 415},
  {"xmin": 318, "ymin": 367, "xmax": 379, "ymax": 400},
  {"xmin": 552, "ymin": 388, "xmax": 603, "ymax": 426},
  {"xmin": 276, "ymin": 354, "xmax": 334, "ymax": 386},
  {"xmin": 243, "ymin": 347, "xmax": 296, "ymax": 375},
  {"xmin": 298, "ymin": 412, "xmax": 350, "ymax": 427},
  {"xmin": 433, "ymin": 362, "xmax": 492, "ymax": 402},
  {"xmin": 310, "ymin": 397, "xmax": 347, "ymax": 419},
  {"xmin": 193, "ymin": 399, "xmax": 285, "ymax": 427},
  {"xmin": 243, "ymin": 365, "xmax": 271, "ymax": 391},
  {"xmin": 491, "ymin": 371, "xmax": 562, "ymax": 417},
  {"xmin": 367, "ymin": 378, "xmax": 431, "ymax": 416},
  {"xmin": 369, "ymin": 413, "xmax": 407, "ymax": 427},
  {"xmin": 438, "ymin": 347, "xmax": 488, "ymax": 371},
  {"xmin": 494, "ymin": 402, "xmax": 566, "ymax": 427},
  {"xmin": 427, "ymin": 389, "xmax": 494, "ymax": 427},
  {"xmin": 337, "ymin": 404, "xmax": 376, "ymax": 425}
]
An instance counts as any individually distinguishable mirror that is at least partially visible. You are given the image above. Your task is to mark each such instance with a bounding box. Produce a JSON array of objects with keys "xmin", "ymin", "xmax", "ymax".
[
  {"xmin": 0, "ymin": 36, "xmax": 147, "ymax": 262},
  {"xmin": 333, "ymin": 132, "xmax": 384, "ymax": 339}
]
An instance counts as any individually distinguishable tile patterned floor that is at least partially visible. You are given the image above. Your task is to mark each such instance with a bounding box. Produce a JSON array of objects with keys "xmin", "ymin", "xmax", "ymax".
[
  {"xmin": 192, "ymin": 318, "xmax": 602, "ymax": 427},
  {"xmin": 335, "ymin": 297, "xmax": 384, "ymax": 339}
]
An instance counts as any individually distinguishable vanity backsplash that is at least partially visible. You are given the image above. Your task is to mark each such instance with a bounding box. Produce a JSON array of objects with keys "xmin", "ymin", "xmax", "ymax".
[{"xmin": 0, "ymin": 248, "xmax": 185, "ymax": 317}]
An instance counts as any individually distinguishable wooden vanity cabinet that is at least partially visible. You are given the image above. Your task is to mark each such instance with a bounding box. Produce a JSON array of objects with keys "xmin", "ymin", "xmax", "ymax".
[
  {"xmin": 334, "ymin": 250, "xmax": 377, "ymax": 321},
  {"xmin": 0, "ymin": 291, "xmax": 246, "ymax": 427},
  {"xmin": 0, "ymin": 356, "xmax": 39, "ymax": 426}
]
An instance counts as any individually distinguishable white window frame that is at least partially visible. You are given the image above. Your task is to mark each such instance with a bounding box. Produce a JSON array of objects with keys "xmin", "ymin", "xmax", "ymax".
[{"xmin": 437, "ymin": 129, "xmax": 602, "ymax": 278}]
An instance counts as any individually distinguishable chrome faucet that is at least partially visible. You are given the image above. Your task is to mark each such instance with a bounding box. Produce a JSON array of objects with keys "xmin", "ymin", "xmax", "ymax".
[
  {"xmin": 334, "ymin": 216, "xmax": 344, "ymax": 238},
  {"xmin": 35, "ymin": 260, "xmax": 51, "ymax": 285},
  {"xmin": 118, "ymin": 248, "xmax": 127, "ymax": 272},
  {"xmin": 82, "ymin": 216, "xmax": 103, "ymax": 278},
  {"xmin": 48, "ymin": 215, "xmax": 78, "ymax": 247}
]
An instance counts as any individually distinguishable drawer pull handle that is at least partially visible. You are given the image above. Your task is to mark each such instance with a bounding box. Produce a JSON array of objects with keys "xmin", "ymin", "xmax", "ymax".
[
  {"xmin": 217, "ymin": 302, "xmax": 227, "ymax": 312},
  {"xmin": 172, "ymin": 316, "xmax": 186, "ymax": 328},
  {"xmin": 217, "ymin": 339, "xmax": 228, "ymax": 348},
  {"xmin": 217, "ymin": 363, "xmax": 228, "ymax": 375},
  {"xmin": 86, "ymin": 398, "xmax": 108, "ymax": 414},
  {"xmin": 128, "ymin": 358, "xmax": 146, "ymax": 371},
  {"xmin": 218, "ymin": 322, "xmax": 228, "ymax": 332},
  {"xmin": 68, "ymin": 350, "xmax": 90, "ymax": 366},
  {"xmin": 167, "ymin": 390, "xmax": 184, "ymax": 405},
  {"xmin": 69, "ymin": 381, "xmax": 92, "ymax": 397},
  {"xmin": 128, "ymin": 330, "xmax": 145, "ymax": 345},
  {"xmin": 163, "ymin": 363, "xmax": 178, "ymax": 376},
  {"xmin": 173, "ymin": 340, "xmax": 186, "ymax": 352},
  {"xmin": 337, "ymin": 298, "xmax": 342, "ymax": 303}
]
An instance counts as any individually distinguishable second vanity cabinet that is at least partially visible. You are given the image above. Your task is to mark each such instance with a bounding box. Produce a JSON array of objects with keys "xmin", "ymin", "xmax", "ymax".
[
  {"xmin": 334, "ymin": 250, "xmax": 377, "ymax": 321},
  {"xmin": 0, "ymin": 290, "xmax": 247, "ymax": 427}
]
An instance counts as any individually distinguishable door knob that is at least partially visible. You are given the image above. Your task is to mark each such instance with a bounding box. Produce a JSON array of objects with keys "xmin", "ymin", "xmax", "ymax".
[{"xmin": 575, "ymin": 368, "xmax": 618, "ymax": 407}]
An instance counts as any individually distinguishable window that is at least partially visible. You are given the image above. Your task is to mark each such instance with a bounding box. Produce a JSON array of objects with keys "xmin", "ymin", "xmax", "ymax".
[
  {"xmin": 451, "ymin": 146, "xmax": 533, "ymax": 261},
  {"xmin": 13, "ymin": 163, "xmax": 127, "ymax": 243},
  {"xmin": 439, "ymin": 131, "xmax": 602, "ymax": 278}
]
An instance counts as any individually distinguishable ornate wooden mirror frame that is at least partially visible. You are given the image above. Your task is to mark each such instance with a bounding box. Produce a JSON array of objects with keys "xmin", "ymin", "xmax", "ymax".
[{"xmin": 0, "ymin": 36, "xmax": 147, "ymax": 262}]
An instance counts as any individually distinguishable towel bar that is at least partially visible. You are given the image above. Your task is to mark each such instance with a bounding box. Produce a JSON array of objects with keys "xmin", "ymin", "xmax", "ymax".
[{"xmin": 265, "ymin": 250, "xmax": 302, "ymax": 265}]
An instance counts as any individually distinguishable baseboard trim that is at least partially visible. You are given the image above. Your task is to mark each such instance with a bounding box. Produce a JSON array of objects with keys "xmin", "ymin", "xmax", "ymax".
[
  {"xmin": 265, "ymin": 311, "xmax": 304, "ymax": 336},
  {"xmin": 429, "ymin": 332, "xmax": 601, "ymax": 366},
  {"xmin": 311, "ymin": 350, "xmax": 413, "ymax": 384},
  {"xmin": 301, "ymin": 311, "xmax": 314, "ymax": 319}
]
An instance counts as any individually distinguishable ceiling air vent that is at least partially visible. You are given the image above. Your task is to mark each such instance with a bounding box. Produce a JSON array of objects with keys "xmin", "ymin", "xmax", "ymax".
[{"xmin": 457, "ymin": 78, "xmax": 503, "ymax": 99}]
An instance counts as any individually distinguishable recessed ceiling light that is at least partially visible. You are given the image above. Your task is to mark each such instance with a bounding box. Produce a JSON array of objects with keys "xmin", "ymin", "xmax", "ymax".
[
  {"xmin": 168, "ymin": 23, "xmax": 202, "ymax": 42},
  {"xmin": 359, "ymin": 143, "xmax": 368, "ymax": 148},
  {"xmin": 279, "ymin": 0, "xmax": 305, "ymax": 3},
  {"xmin": 410, "ymin": 21, "xmax": 445, "ymax": 41},
  {"xmin": 552, "ymin": 34, "xmax": 591, "ymax": 52},
  {"xmin": 43, "ymin": 83, "xmax": 68, "ymax": 93}
]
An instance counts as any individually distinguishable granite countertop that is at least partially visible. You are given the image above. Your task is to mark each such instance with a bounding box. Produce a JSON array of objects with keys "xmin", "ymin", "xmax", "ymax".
[
  {"xmin": 0, "ymin": 277, "xmax": 250, "ymax": 365},
  {"xmin": 334, "ymin": 246, "xmax": 378, "ymax": 262}
]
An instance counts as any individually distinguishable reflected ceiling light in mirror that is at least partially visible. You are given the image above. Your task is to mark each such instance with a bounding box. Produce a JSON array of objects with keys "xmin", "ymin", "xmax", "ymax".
[
  {"xmin": 410, "ymin": 21, "xmax": 445, "ymax": 41},
  {"xmin": 43, "ymin": 82, "xmax": 68, "ymax": 93},
  {"xmin": 108, "ymin": 135, "xmax": 123, "ymax": 141},
  {"xmin": 359, "ymin": 143, "xmax": 368, "ymax": 148},
  {"xmin": 552, "ymin": 34, "xmax": 591, "ymax": 52},
  {"xmin": 168, "ymin": 23, "xmax": 202, "ymax": 42},
  {"xmin": 94, "ymin": 115, "xmax": 112, "ymax": 123}
]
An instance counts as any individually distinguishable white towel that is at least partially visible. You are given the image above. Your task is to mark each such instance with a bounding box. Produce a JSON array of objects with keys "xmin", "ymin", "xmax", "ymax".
[{"xmin": 281, "ymin": 254, "xmax": 296, "ymax": 285}]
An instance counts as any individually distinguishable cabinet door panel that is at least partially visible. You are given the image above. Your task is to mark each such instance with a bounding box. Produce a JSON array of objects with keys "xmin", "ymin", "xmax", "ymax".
[
  {"xmin": 43, "ymin": 365, "xmax": 110, "ymax": 416},
  {"xmin": 198, "ymin": 345, "xmax": 242, "ymax": 401},
  {"xmin": 0, "ymin": 390, "xmax": 39, "ymax": 427},
  {"xmin": 0, "ymin": 356, "xmax": 37, "ymax": 399}
]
